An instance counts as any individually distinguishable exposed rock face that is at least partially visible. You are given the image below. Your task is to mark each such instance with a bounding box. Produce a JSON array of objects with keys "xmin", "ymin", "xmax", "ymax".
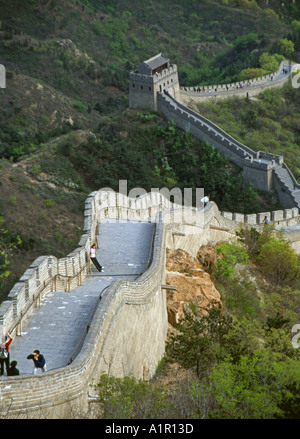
[
  {"xmin": 166, "ymin": 248, "xmax": 221, "ymax": 326},
  {"xmin": 196, "ymin": 244, "xmax": 219, "ymax": 270}
]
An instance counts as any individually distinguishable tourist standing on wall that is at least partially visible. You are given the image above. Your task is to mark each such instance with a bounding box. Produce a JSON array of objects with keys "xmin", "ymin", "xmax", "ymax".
[
  {"xmin": 263, "ymin": 216, "xmax": 269, "ymax": 224},
  {"xmin": 201, "ymin": 195, "xmax": 210, "ymax": 207},
  {"xmin": 89, "ymin": 244, "xmax": 104, "ymax": 272},
  {"xmin": 0, "ymin": 332, "xmax": 13, "ymax": 376}
]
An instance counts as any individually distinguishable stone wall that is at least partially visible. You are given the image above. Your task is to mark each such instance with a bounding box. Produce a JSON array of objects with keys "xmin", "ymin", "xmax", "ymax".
[
  {"xmin": 0, "ymin": 191, "xmax": 181, "ymax": 418},
  {"xmin": 2, "ymin": 188, "xmax": 300, "ymax": 418},
  {"xmin": 1, "ymin": 55, "xmax": 299, "ymax": 418},
  {"xmin": 129, "ymin": 55, "xmax": 300, "ymax": 208},
  {"xmin": 157, "ymin": 91, "xmax": 300, "ymax": 208},
  {"xmin": 179, "ymin": 60, "xmax": 291, "ymax": 103}
]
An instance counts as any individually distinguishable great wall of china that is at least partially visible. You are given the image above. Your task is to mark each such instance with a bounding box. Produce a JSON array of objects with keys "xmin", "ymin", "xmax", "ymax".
[{"xmin": 1, "ymin": 54, "xmax": 300, "ymax": 418}]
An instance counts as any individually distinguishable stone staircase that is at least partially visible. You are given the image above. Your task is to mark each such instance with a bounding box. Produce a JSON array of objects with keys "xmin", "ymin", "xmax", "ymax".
[
  {"xmin": 8, "ymin": 219, "xmax": 155, "ymax": 375},
  {"xmin": 274, "ymin": 163, "xmax": 300, "ymax": 208}
]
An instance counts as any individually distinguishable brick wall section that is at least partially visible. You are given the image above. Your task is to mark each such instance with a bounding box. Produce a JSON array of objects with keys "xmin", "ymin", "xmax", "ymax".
[
  {"xmin": 157, "ymin": 92, "xmax": 300, "ymax": 208},
  {"xmin": 129, "ymin": 56, "xmax": 300, "ymax": 208},
  {"xmin": 179, "ymin": 60, "xmax": 291, "ymax": 101},
  {"xmin": 2, "ymin": 190, "xmax": 300, "ymax": 418},
  {"xmin": 0, "ymin": 191, "xmax": 171, "ymax": 418}
]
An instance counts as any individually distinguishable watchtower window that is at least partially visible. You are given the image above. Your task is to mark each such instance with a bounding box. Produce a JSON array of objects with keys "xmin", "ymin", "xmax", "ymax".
[{"xmin": 141, "ymin": 85, "xmax": 143, "ymax": 89}]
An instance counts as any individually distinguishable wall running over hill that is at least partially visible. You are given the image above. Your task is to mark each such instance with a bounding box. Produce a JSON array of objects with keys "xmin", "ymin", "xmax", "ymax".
[
  {"xmin": 157, "ymin": 90, "xmax": 300, "ymax": 209},
  {"xmin": 179, "ymin": 60, "xmax": 291, "ymax": 102},
  {"xmin": 0, "ymin": 191, "xmax": 229, "ymax": 418},
  {"xmin": 2, "ymin": 188, "xmax": 300, "ymax": 418}
]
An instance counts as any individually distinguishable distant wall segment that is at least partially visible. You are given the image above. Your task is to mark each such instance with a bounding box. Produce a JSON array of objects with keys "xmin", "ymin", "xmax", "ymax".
[
  {"xmin": 129, "ymin": 56, "xmax": 300, "ymax": 209},
  {"xmin": 157, "ymin": 91, "xmax": 300, "ymax": 209},
  {"xmin": 179, "ymin": 60, "xmax": 292, "ymax": 103}
]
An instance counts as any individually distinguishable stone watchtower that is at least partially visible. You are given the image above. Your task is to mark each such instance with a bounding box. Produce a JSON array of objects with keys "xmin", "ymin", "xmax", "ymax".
[{"xmin": 129, "ymin": 53, "xmax": 179, "ymax": 111}]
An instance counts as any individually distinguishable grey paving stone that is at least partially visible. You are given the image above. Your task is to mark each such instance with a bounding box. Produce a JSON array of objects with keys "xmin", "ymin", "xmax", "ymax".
[{"xmin": 8, "ymin": 221, "xmax": 154, "ymax": 376}]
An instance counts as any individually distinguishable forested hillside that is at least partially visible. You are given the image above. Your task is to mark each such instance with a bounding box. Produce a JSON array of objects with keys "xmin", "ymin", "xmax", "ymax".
[{"xmin": 0, "ymin": 1, "xmax": 299, "ymax": 308}]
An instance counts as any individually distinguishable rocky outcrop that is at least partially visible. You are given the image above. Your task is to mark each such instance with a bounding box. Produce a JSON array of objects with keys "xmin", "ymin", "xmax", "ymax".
[
  {"xmin": 166, "ymin": 248, "xmax": 221, "ymax": 326},
  {"xmin": 196, "ymin": 244, "xmax": 219, "ymax": 270}
]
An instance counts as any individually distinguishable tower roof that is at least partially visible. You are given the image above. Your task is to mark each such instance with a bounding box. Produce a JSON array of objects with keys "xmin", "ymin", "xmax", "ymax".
[{"xmin": 137, "ymin": 53, "xmax": 169, "ymax": 75}]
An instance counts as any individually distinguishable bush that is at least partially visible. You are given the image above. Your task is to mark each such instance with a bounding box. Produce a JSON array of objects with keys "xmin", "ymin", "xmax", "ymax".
[
  {"xmin": 166, "ymin": 304, "xmax": 234, "ymax": 378},
  {"xmin": 95, "ymin": 374, "xmax": 171, "ymax": 419},
  {"xmin": 256, "ymin": 238, "xmax": 300, "ymax": 286},
  {"xmin": 214, "ymin": 242, "xmax": 249, "ymax": 279}
]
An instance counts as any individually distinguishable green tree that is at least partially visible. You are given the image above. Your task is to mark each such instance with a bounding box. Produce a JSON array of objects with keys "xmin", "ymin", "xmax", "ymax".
[
  {"xmin": 238, "ymin": 67, "xmax": 267, "ymax": 81},
  {"xmin": 256, "ymin": 237, "xmax": 300, "ymax": 286},
  {"xmin": 276, "ymin": 381, "xmax": 300, "ymax": 419},
  {"xmin": 214, "ymin": 242, "xmax": 249, "ymax": 279},
  {"xmin": 237, "ymin": 223, "xmax": 280, "ymax": 259},
  {"xmin": 95, "ymin": 374, "xmax": 171, "ymax": 419},
  {"xmin": 210, "ymin": 351, "xmax": 300, "ymax": 419},
  {"xmin": 259, "ymin": 52, "xmax": 279, "ymax": 73},
  {"xmin": 166, "ymin": 304, "xmax": 234, "ymax": 378},
  {"xmin": 278, "ymin": 38, "xmax": 294, "ymax": 58}
]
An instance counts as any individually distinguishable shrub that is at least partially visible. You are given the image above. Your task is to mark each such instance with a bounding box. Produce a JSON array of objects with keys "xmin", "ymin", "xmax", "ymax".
[
  {"xmin": 73, "ymin": 101, "xmax": 86, "ymax": 113},
  {"xmin": 214, "ymin": 242, "xmax": 249, "ymax": 279},
  {"xmin": 43, "ymin": 199, "xmax": 55, "ymax": 208},
  {"xmin": 31, "ymin": 164, "xmax": 42, "ymax": 177},
  {"xmin": 95, "ymin": 374, "xmax": 171, "ymax": 419},
  {"xmin": 256, "ymin": 238, "xmax": 300, "ymax": 286},
  {"xmin": 166, "ymin": 304, "xmax": 234, "ymax": 378}
]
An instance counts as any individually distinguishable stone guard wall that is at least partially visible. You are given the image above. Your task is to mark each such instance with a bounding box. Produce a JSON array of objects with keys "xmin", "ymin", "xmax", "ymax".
[
  {"xmin": 2, "ymin": 189, "xmax": 300, "ymax": 418},
  {"xmin": 157, "ymin": 92, "xmax": 300, "ymax": 208},
  {"xmin": 0, "ymin": 190, "xmax": 200, "ymax": 418},
  {"xmin": 179, "ymin": 60, "xmax": 291, "ymax": 102}
]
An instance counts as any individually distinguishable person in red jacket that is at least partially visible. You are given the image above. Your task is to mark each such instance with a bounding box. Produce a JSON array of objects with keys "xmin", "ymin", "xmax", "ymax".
[{"xmin": 0, "ymin": 332, "xmax": 13, "ymax": 376}]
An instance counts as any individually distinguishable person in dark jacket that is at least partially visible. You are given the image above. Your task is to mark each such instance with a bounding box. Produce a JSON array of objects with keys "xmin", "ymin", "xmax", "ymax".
[
  {"xmin": 27, "ymin": 350, "xmax": 47, "ymax": 374},
  {"xmin": 7, "ymin": 360, "xmax": 20, "ymax": 376}
]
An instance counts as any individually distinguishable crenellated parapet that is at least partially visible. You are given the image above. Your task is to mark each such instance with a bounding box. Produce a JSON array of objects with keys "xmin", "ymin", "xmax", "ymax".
[
  {"xmin": 220, "ymin": 207, "xmax": 300, "ymax": 227},
  {"xmin": 157, "ymin": 91, "xmax": 300, "ymax": 209},
  {"xmin": 2, "ymin": 187, "xmax": 300, "ymax": 418},
  {"xmin": 179, "ymin": 60, "xmax": 292, "ymax": 102}
]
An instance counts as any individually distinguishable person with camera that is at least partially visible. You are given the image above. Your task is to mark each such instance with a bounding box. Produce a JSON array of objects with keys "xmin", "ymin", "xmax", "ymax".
[{"xmin": 27, "ymin": 349, "xmax": 47, "ymax": 374}]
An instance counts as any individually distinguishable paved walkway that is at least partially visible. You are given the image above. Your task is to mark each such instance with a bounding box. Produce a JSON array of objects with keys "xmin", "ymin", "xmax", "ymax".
[{"xmin": 8, "ymin": 219, "xmax": 154, "ymax": 375}]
